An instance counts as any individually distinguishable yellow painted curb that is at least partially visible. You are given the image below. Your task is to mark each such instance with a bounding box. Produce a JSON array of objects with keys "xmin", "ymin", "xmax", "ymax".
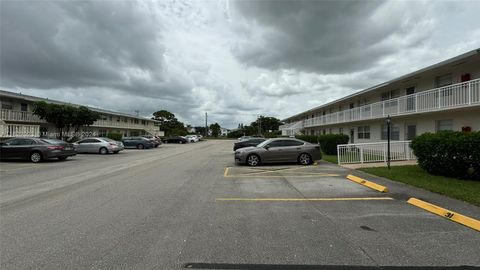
[
  {"xmin": 407, "ymin": 198, "xmax": 480, "ymax": 232},
  {"xmin": 346, "ymin": 174, "xmax": 389, "ymax": 193}
]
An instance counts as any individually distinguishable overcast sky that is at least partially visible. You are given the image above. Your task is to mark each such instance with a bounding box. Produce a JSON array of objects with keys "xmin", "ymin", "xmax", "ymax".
[{"xmin": 1, "ymin": 0, "xmax": 479, "ymax": 128}]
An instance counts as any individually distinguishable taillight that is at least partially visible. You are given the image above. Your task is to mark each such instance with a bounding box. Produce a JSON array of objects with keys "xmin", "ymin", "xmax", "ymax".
[{"xmin": 47, "ymin": 146, "xmax": 64, "ymax": 150}]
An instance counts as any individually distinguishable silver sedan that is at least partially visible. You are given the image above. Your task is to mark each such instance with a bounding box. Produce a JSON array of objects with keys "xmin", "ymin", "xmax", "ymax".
[
  {"xmin": 234, "ymin": 138, "xmax": 321, "ymax": 166},
  {"xmin": 73, "ymin": 137, "xmax": 124, "ymax": 154}
]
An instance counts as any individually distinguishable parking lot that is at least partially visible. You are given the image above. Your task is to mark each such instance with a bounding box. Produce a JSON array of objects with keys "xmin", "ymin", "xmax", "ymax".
[{"xmin": 1, "ymin": 140, "xmax": 479, "ymax": 269}]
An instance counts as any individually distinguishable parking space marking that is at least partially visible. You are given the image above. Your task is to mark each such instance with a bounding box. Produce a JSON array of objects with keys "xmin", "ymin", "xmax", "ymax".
[
  {"xmin": 223, "ymin": 166, "xmax": 339, "ymax": 178},
  {"xmin": 407, "ymin": 198, "xmax": 480, "ymax": 232},
  {"xmin": 216, "ymin": 197, "xmax": 394, "ymax": 202},
  {"xmin": 346, "ymin": 174, "xmax": 389, "ymax": 193}
]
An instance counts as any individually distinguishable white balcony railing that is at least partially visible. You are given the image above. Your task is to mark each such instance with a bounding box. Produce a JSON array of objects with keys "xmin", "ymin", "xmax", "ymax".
[
  {"xmin": 0, "ymin": 124, "xmax": 41, "ymax": 138},
  {"xmin": 303, "ymin": 78, "xmax": 480, "ymax": 128},
  {"xmin": 1, "ymin": 109, "xmax": 157, "ymax": 131},
  {"xmin": 337, "ymin": 141, "xmax": 415, "ymax": 164},
  {"xmin": 0, "ymin": 109, "xmax": 45, "ymax": 123}
]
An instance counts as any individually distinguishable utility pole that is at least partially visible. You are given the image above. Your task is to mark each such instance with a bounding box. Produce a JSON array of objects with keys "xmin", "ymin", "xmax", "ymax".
[
  {"xmin": 257, "ymin": 115, "xmax": 261, "ymax": 135},
  {"xmin": 205, "ymin": 112, "xmax": 208, "ymax": 137}
]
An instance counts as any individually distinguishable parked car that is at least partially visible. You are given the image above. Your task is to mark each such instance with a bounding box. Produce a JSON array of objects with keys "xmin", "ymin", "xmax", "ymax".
[
  {"xmin": 162, "ymin": 136, "xmax": 188, "ymax": 144},
  {"xmin": 237, "ymin": 136, "xmax": 252, "ymax": 142},
  {"xmin": 0, "ymin": 137, "xmax": 76, "ymax": 163},
  {"xmin": 197, "ymin": 135, "xmax": 204, "ymax": 141},
  {"xmin": 233, "ymin": 138, "xmax": 266, "ymax": 151},
  {"xmin": 122, "ymin": 137, "xmax": 154, "ymax": 149},
  {"xmin": 185, "ymin": 135, "xmax": 199, "ymax": 143},
  {"xmin": 234, "ymin": 138, "xmax": 321, "ymax": 166},
  {"xmin": 73, "ymin": 137, "xmax": 124, "ymax": 154},
  {"xmin": 141, "ymin": 135, "xmax": 162, "ymax": 147}
]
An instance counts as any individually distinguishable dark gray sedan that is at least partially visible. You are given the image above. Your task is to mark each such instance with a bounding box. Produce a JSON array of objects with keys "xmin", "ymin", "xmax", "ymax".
[
  {"xmin": 234, "ymin": 138, "xmax": 321, "ymax": 166},
  {"xmin": 0, "ymin": 137, "xmax": 76, "ymax": 163}
]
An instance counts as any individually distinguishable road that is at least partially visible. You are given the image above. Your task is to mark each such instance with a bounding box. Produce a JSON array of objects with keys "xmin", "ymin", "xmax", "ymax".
[{"xmin": 1, "ymin": 140, "xmax": 479, "ymax": 269}]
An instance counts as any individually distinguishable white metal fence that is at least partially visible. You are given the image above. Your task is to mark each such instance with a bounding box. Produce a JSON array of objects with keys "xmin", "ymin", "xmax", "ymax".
[{"xmin": 337, "ymin": 141, "xmax": 415, "ymax": 164}]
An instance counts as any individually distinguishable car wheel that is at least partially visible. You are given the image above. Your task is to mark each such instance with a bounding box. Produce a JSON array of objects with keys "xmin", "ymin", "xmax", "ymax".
[
  {"xmin": 246, "ymin": 154, "xmax": 261, "ymax": 166},
  {"xmin": 58, "ymin": 156, "xmax": 68, "ymax": 161},
  {"xmin": 179, "ymin": 141, "xmax": 183, "ymax": 144},
  {"xmin": 99, "ymin": 147, "xmax": 108, "ymax": 155},
  {"xmin": 298, "ymin": 153, "xmax": 312, "ymax": 165},
  {"xmin": 137, "ymin": 144, "xmax": 144, "ymax": 149},
  {"xmin": 30, "ymin": 152, "xmax": 42, "ymax": 163}
]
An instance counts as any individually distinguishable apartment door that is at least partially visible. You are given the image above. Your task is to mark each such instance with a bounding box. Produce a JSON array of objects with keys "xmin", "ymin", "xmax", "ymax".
[
  {"xmin": 350, "ymin": 128, "xmax": 354, "ymax": 143},
  {"xmin": 406, "ymin": 86, "xmax": 416, "ymax": 111},
  {"xmin": 405, "ymin": 124, "xmax": 416, "ymax": 140}
]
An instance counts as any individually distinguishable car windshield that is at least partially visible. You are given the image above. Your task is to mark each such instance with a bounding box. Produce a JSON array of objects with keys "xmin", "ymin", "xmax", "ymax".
[{"xmin": 256, "ymin": 139, "xmax": 272, "ymax": 148}]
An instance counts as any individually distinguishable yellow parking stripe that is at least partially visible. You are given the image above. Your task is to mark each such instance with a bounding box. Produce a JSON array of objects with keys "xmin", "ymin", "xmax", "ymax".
[
  {"xmin": 346, "ymin": 174, "xmax": 389, "ymax": 193},
  {"xmin": 407, "ymin": 198, "xmax": 480, "ymax": 232},
  {"xmin": 216, "ymin": 197, "xmax": 394, "ymax": 202},
  {"xmin": 224, "ymin": 173, "xmax": 339, "ymax": 178}
]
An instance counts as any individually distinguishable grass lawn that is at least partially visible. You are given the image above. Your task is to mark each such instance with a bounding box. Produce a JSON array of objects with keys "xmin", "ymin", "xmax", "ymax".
[
  {"xmin": 322, "ymin": 154, "xmax": 338, "ymax": 164},
  {"xmin": 359, "ymin": 165, "xmax": 480, "ymax": 206}
]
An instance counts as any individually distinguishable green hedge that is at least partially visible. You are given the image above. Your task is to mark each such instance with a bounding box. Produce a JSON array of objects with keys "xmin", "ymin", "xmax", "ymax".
[
  {"xmin": 296, "ymin": 134, "xmax": 349, "ymax": 155},
  {"xmin": 106, "ymin": 132, "xmax": 123, "ymax": 141},
  {"xmin": 411, "ymin": 131, "xmax": 480, "ymax": 180}
]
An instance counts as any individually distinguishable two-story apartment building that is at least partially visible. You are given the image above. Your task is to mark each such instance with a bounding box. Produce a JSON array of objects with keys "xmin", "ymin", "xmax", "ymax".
[
  {"xmin": 280, "ymin": 49, "xmax": 480, "ymax": 144},
  {"xmin": 0, "ymin": 90, "xmax": 161, "ymax": 138}
]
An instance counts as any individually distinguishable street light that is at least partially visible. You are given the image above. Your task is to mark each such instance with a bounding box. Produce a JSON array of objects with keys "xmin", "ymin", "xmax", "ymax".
[{"xmin": 386, "ymin": 115, "xmax": 391, "ymax": 170}]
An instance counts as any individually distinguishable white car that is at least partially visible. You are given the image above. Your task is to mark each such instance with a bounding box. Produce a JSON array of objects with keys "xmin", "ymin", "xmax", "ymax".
[{"xmin": 185, "ymin": 135, "xmax": 199, "ymax": 143}]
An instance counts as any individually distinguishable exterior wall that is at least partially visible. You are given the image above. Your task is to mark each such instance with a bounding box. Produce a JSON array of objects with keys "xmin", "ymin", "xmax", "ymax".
[
  {"xmin": 304, "ymin": 107, "xmax": 480, "ymax": 143},
  {"xmin": 0, "ymin": 93, "xmax": 160, "ymax": 138},
  {"xmin": 281, "ymin": 51, "xmax": 480, "ymax": 141}
]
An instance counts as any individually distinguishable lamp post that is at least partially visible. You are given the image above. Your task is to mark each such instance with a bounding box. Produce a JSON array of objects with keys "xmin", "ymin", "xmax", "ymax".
[{"xmin": 386, "ymin": 115, "xmax": 391, "ymax": 170}]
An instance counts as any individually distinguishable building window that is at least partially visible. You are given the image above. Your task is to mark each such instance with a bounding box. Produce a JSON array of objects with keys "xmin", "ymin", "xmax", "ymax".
[
  {"xmin": 381, "ymin": 89, "xmax": 400, "ymax": 101},
  {"xmin": 339, "ymin": 128, "xmax": 343, "ymax": 134},
  {"xmin": 1, "ymin": 102, "xmax": 13, "ymax": 110},
  {"xmin": 329, "ymin": 128, "xmax": 332, "ymax": 134},
  {"xmin": 322, "ymin": 129, "xmax": 326, "ymax": 135},
  {"xmin": 141, "ymin": 120, "xmax": 146, "ymax": 125},
  {"xmin": 21, "ymin": 103, "xmax": 28, "ymax": 112},
  {"xmin": 436, "ymin": 119, "xmax": 453, "ymax": 131},
  {"xmin": 98, "ymin": 129, "xmax": 107, "ymax": 137},
  {"xmin": 358, "ymin": 126, "xmax": 370, "ymax": 139},
  {"xmin": 435, "ymin": 74, "xmax": 452, "ymax": 88},
  {"xmin": 381, "ymin": 124, "xmax": 400, "ymax": 140},
  {"xmin": 109, "ymin": 115, "xmax": 113, "ymax": 121}
]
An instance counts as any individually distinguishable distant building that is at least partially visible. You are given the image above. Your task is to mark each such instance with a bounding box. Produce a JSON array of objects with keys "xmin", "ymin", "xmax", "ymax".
[
  {"xmin": 280, "ymin": 49, "xmax": 480, "ymax": 143},
  {"xmin": 220, "ymin": 127, "xmax": 230, "ymax": 136},
  {"xmin": 0, "ymin": 90, "xmax": 161, "ymax": 138}
]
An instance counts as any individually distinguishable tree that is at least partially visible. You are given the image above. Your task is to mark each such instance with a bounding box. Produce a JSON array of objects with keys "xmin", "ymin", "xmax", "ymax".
[
  {"xmin": 250, "ymin": 116, "xmax": 282, "ymax": 133},
  {"xmin": 152, "ymin": 109, "xmax": 187, "ymax": 136},
  {"xmin": 71, "ymin": 106, "xmax": 101, "ymax": 133},
  {"xmin": 209, "ymin": 123, "xmax": 221, "ymax": 137},
  {"xmin": 32, "ymin": 101, "xmax": 100, "ymax": 140},
  {"xmin": 194, "ymin": 126, "xmax": 206, "ymax": 135}
]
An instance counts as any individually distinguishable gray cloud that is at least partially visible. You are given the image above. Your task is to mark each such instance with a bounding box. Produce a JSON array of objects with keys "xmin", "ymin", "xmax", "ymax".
[{"xmin": 231, "ymin": 0, "xmax": 433, "ymax": 74}]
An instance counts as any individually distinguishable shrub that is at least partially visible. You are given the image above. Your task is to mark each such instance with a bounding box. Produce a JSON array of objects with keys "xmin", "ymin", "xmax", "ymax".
[
  {"xmin": 411, "ymin": 131, "xmax": 480, "ymax": 180},
  {"xmin": 318, "ymin": 134, "xmax": 350, "ymax": 155},
  {"xmin": 106, "ymin": 132, "xmax": 123, "ymax": 141},
  {"xmin": 295, "ymin": 134, "xmax": 349, "ymax": 155},
  {"xmin": 295, "ymin": 135, "xmax": 318, "ymax": 144}
]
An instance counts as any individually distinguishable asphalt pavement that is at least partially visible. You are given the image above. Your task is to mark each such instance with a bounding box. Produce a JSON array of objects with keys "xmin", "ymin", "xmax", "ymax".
[{"xmin": 1, "ymin": 140, "xmax": 479, "ymax": 269}]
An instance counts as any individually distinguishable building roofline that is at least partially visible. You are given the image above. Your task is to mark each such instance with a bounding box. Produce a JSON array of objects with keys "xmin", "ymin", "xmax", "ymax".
[
  {"xmin": 282, "ymin": 48, "xmax": 480, "ymax": 122},
  {"xmin": 0, "ymin": 89, "xmax": 160, "ymax": 122}
]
